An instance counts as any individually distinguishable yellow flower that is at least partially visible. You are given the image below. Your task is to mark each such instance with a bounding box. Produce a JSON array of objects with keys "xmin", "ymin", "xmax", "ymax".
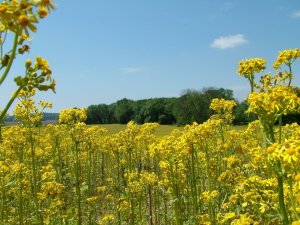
[
  {"xmin": 0, "ymin": 4, "xmax": 7, "ymax": 13},
  {"xmin": 36, "ymin": 0, "xmax": 56, "ymax": 11},
  {"xmin": 19, "ymin": 15, "xmax": 30, "ymax": 27},
  {"xmin": 58, "ymin": 108, "xmax": 87, "ymax": 125},
  {"xmin": 18, "ymin": 14, "xmax": 38, "ymax": 36},
  {"xmin": 86, "ymin": 196, "xmax": 98, "ymax": 205},
  {"xmin": 295, "ymin": 173, "xmax": 300, "ymax": 182},
  {"xmin": 237, "ymin": 58, "xmax": 266, "ymax": 78},
  {"xmin": 273, "ymin": 48, "xmax": 300, "ymax": 69},
  {"xmin": 38, "ymin": 6, "xmax": 48, "ymax": 18}
]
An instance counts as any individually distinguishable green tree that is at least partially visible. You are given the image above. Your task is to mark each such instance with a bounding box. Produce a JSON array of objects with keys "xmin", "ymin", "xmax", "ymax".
[
  {"xmin": 175, "ymin": 88, "xmax": 235, "ymax": 125},
  {"xmin": 136, "ymin": 98, "xmax": 176, "ymax": 124},
  {"xmin": 86, "ymin": 104, "xmax": 114, "ymax": 124},
  {"xmin": 175, "ymin": 89, "xmax": 210, "ymax": 125},
  {"xmin": 113, "ymin": 98, "xmax": 135, "ymax": 124},
  {"xmin": 233, "ymin": 101, "xmax": 251, "ymax": 125}
]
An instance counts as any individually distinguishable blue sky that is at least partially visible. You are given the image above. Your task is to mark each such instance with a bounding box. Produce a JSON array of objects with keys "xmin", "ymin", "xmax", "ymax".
[{"xmin": 1, "ymin": 0, "xmax": 300, "ymax": 113}]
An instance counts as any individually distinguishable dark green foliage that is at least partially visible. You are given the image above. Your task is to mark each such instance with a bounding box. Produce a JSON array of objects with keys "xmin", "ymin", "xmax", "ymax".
[
  {"xmin": 113, "ymin": 98, "xmax": 135, "ymax": 124},
  {"xmin": 86, "ymin": 104, "xmax": 114, "ymax": 124},
  {"xmin": 134, "ymin": 98, "xmax": 176, "ymax": 124},
  {"xmin": 86, "ymin": 88, "xmax": 237, "ymax": 125},
  {"xmin": 233, "ymin": 101, "xmax": 253, "ymax": 125},
  {"xmin": 174, "ymin": 89, "xmax": 209, "ymax": 125},
  {"xmin": 281, "ymin": 87, "xmax": 300, "ymax": 125},
  {"xmin": 86, "ymin": 87, "xmax": 299, "ymax": 125},
  {"xmin": 174, "ymin": 88, "xmax": 235, "ymax": 125}
]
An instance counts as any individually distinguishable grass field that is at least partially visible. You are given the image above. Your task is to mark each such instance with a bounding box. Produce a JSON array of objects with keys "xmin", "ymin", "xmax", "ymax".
[
  {"xmin": 89, "ymin": 124, "xmax": 183, "ymax": 136},
  {"xmin": 89, "ymin": 123, "xmax": 248, "ymax": 136}
]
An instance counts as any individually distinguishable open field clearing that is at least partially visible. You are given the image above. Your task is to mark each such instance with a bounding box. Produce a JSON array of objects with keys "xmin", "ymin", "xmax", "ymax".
[
  {"xmin": 91, "ymin": 124, "xmax": 183, "ymax": 136},
  {"xmin": 1, "ymin": 116, "xmax": 299, "ymax": 224},
  {"xmin": 89, "ymin": 124, "xmax": 248, "ymax": 136}
]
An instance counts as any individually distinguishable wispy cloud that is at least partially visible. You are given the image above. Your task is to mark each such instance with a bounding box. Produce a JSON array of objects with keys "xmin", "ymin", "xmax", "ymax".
[
  {"xmin": 292, "ymin": 10, "xmax": 300, "ymax": 18},
  {"xmin": 121, "ymin": 67, "xmax": 143, "ymax": 74},
  {"xmin": 211, "ymin": 34, "xmax": 248, "ymax": 50},
  {"xmin": 220, "ymin": 2, "xmax": 234, "ymax": 12}
]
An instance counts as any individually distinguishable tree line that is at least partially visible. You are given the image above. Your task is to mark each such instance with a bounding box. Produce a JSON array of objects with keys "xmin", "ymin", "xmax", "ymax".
[{"xmin": 86, "ymin": 88, "xmax": 253, "ymax": 125}]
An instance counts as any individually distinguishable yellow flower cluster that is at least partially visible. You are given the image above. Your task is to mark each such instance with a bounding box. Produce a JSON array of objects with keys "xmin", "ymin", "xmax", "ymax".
[
  {"xmin": 14, "ymin": 56, "xmax": 55, "ymax": 92},
  {"xmin": 1, "ymin": 109, "xmax": 300, "ymax": 224},
  {"xmin": 58, "ymin": 108, "xmax": 87, "ymax": 125},
  {"xmin": 0, "ymin": 0, "xmax": 55, "ymax": 36},
  {"xmin": 247, "ymin": 86, "xmax": 300, "ymax": 120},
  {"xmin": 237, "ymin": 48, "xmax": 300, "ymax": 224},
  {"xmin": 273, "ymin": 48, "xmax": 300, "ymax": 69},
  {"xmin": 38, "ymin": 100, "xmax": 52, "ymax": 109},
  {"xmin": 210, "ymin": 98, "xmax": 237, "ymax": 124},
  {"xmin": 237, "ymin": 58, "xmax": 266, "ymax": 78},
  {"xmin": 267, "ymin": 128, "xmax": 300, "ymax": 166},
  {"xmin": 200, "ymin": 190, "xmax": 220, "ymax": 203},
  {"xmin": 14, "ymin": 89, "xmax": 45, "ymax": 127},
  {"xmin": 210, "ymin": 98, "xmax": 236, "ymax": 113}
]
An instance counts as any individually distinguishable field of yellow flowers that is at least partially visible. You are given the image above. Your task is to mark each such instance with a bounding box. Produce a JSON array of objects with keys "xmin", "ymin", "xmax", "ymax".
[
  {"xmin": 1, "ymin": 1, "xmax": 300, "ymax": 224},
  {"xmin": 0, "ymin": 48, "xmax": 300, "ymax": 225}
]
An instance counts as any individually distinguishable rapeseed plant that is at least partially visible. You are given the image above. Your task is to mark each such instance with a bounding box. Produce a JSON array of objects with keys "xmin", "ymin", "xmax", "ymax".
[{"xmin": 2, "ymin": 11, "xmax": 300, "ymax": 224}]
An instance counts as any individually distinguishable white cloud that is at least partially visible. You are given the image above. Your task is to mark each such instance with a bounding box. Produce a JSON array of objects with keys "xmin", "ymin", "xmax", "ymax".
[
  {"xmin": 292, "ymin": 10, "xmax": 300, "ymax": 18},
  {"xmin": 211, "ymin": 34, "xmax": 248, "ymax": 49},
  {"xmin": 121, "ymin": 67, "xmax": 143, "ymax": 74}
]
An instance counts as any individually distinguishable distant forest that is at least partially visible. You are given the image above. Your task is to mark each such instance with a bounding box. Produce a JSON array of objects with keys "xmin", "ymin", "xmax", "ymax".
[
  {"xmin": 86, "ymin": 87, "xmax": 300, "ymax": 125},
  {"xmin": 5, "ymin": 87, "xmax": 298, "ymax": 126},
  {"xmin": 87, "ymin": 88, "xmax": 252, "ymax": 125}
]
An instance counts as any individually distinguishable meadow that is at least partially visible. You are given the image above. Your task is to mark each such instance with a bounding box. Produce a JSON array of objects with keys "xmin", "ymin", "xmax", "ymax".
[
  {"xmin": 90, "ymin": 124, "xmax": 247, "ymax": 136},
  {"xmin": 2, "ymin": 50, "xmax": 300, "ymax": 224},
  {"xmin": 1, "ymin": 2, "xmax": 300, "ymax": 224},
  {"xmin": 92, "ymin": 124, "xmax": 181, "ymax": 136},
  {"xmin": 1, "ymin": 91, "xmax": 299, "ymax": 225}
]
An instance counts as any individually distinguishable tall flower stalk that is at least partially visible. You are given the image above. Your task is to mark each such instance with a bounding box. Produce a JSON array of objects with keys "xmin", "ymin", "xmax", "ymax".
[{"xmin": 238, "ymin": 48, "xmax": 300, "ymax": 224}]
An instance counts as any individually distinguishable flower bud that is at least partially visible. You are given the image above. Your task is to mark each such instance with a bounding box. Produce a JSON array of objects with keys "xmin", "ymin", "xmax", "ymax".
[{"xmin": 25, "ymin": 59, "xmax": 32, "ymax": 68}]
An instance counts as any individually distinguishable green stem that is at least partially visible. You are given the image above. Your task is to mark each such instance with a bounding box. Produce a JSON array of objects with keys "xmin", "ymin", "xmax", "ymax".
[
  {"xmin": 0, "ymin": 86, "xmax": 22, "ymax": 122},
  {"xmin": 288, "ymin": 177, "xmax": 300, "ymax": 221},
  {"xmin": 248, "ymin": 74, "xmax": 254, "ymax": 93},
  {"xmin": 0, "ymin": 32, "xmax": 18, "ymax": 86},
  {"xmin": 164, "ymin": 195, "xmax": 168, "ymax": 225},
  {"xmin": 205, "ymin": 144, "xmax": 214, "ymax": 224},
  {"xmin": 278, "ymin": 116, "xmax": 282, "ymax": 144},
  {"xmin": 169, "ymin": 163, "xmax": 182, "ymax": 225},
  {"xmin": 18, "ymin": 146, "xmax": 24, "ymax": 225},
  {"xmin": 128, "ymin": 148, "xmax": 135, "ymax": 225},
  {"xmin": 87, "ymin": 143, "xmax": 92, "ymax": 225},
  {"xmin": 1, "ymin": 179, "xmax": 5, "ymax": 223},
  {"xmin": 117, "ymin": 153, "xmax": 121, "ymax": 225},
  {"xmin": 155, "ymin": 187, "xmax": 160, "ymax": 225},
  {"xmin": 288, "ymin": 63, "xmax": 292, "ymax": 87},
  {"xmin": 30, "ymin": 129, "xmax": 42, "ymax": 224},
  {"xmin": 277, "ymin": 173, "xmax": 289, "ymax": 225},
  {"xmin": 73, "ymin": 140, "xmax": 82, "ymax": 225},
  {"xmin": 148, "ymin": 185, "xmax": 154, "ymax": 225},
  {"xmin": 190, "ymin": 147, "xmax": 198, "ymax": 214}
]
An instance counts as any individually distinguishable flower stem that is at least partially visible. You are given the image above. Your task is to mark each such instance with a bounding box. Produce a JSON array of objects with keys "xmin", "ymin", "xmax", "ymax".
[
  {"xmin": 0, "ymin": 86, "xmax": 22, "ymax": 123},
  {"xmin": 277, "ymin": 172, "xmax": 289, "ymax": 225},
  {"xmin": 0, "ymin": 32, "xmax": 18, "ymax": 86}
]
